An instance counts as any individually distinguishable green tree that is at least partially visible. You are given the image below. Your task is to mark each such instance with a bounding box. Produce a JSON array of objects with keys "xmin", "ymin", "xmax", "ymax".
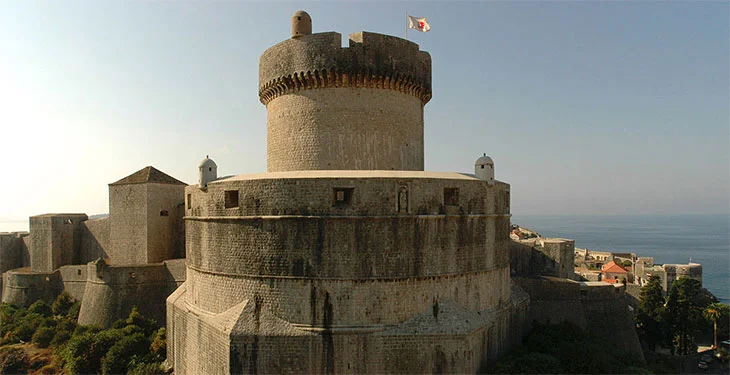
[
  {"xmin": 663, "ymin": 278, "xmax": 704, "ymax": 355},
  {"xmin": 51, "ymin": 292, "xmax": 76, "ymax": 317},
  {"xmin": 636, "ymin": 275, "xmax": 665, "ymax": 350},
  {"xmin": 703, "ymin": 302, "xmax": 729, "ymax": 349}
]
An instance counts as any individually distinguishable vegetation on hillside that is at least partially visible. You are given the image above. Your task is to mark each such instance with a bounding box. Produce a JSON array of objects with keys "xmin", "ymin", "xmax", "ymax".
[
  {"xmin": 636, "ymin": 275, "xmax": 729, "ymax": 355},
  {"xmin": 0, "ymin": 293, "xmax": 166, "ymax": 375},
  {"xmin": 488, "ymin": 322, "xmax": 649, "ymax": 374}
]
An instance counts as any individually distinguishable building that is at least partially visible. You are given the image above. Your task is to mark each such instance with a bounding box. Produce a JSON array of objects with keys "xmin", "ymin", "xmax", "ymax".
[
  {"xmin": 634, "ymin": 257, "xmax": 702, "ymax": 291},
  {"xmin": 1, "ymin": 166, "xmax": 187, "ymax": 327},
  {"xmin": 601, "ymin": 261, "xmax": 629, "ymax": 284},
  {"xmin": 165, "ymin": 11, "xmax": 529, "ymax": 375}
]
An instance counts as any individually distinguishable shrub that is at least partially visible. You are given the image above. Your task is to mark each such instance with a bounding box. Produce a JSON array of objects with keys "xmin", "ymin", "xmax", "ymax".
[
  {"xmin": 73, "ymin": 324, "xmax": 102, "ymax": 337},
  {"xmin": 67, "ymin": 301, "xmax": 81, "ymax": 320},
  {"xmin": 50, "ymin": 330, "xmax": 71, "ymax": 347},
  {"xmin": 128, "ymin": 361, "xmax": 165, "ymax": 375},
  {"xmin": 101, "ymin": 333, "xmax": 149, "ymax": 375},
  {"xmin": 32, "ymin": 326, "xmax": 55, "ymax": 348},
  {"xmin": 12, "ymin": 312, "xmax": 44, "ymax": 342},
  {"xmin": 52, "ymin": 292, "xmax": 76, "ymax": 317},
  {"xmin": 150, "ymin": 327, "xmax": 166, "ymax": 362},
  {"xmin": 0, "ymin": 346, "xmax": 30, "ymax": 375},
  {"xmin": 27, "ymin": 300, "xmax": 52, "ymax": 318}
]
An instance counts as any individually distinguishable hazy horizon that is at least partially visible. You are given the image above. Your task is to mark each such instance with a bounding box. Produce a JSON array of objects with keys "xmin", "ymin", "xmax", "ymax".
[{"xmin": 1, "ymin": 2, "xmax": 728, "ymax": 228}]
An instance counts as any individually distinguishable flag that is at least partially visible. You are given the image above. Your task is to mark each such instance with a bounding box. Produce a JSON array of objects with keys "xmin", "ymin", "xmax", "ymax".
[{"xmin": 408, "ymin": 15, "xmax": 431, "ymax": 32}]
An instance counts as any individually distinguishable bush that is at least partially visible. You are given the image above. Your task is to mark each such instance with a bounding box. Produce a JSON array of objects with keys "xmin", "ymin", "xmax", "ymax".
[
  {"xmin": 100, "ymin": 333, "xmax": 149, "ymax": 375},
  {"xmin": 52, "ymin": 292, "xmax": 76, "ymax": 317},
  {"xmin": 27, "ymin": 300, "xmax": 52, "ymax": 318},
  {"xmin": 50, "ymin": 330, "xmax": 71, "ymax": 347},
  {"xmin": 12, "ymin": 312, "xmax": 44, "ymax": 342},
  {"xmin": 128, "ymin": 361, "xmax": 165, "ymax": 375},
  {"xmin": 67, "ymin": 301, "xmax": 81, "ymax": 320},
  {"xmin": 0, "ymin": 346, "xmax": 30, "ymax": 375},
  {"xmin": 150, "ymin": 328, "xmax": 166, "ymax": 362},
  {"xmin": 32, "ymin": 326, "xmax": 55, "ymax": 348}
]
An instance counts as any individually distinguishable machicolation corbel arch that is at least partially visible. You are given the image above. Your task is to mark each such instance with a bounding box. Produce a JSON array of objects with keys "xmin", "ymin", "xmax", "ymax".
[{"xmin": 258, "ymin": 32, "xmax": 432, "ymax": 106}]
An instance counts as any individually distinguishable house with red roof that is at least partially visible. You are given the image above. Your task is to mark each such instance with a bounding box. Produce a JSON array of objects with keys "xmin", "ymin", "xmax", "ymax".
[{"xmin": 601, "ymin": 261, "xmax": 629, "ymax": 284}]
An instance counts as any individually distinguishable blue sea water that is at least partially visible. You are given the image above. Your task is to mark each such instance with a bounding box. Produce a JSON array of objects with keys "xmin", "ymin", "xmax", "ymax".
[{"xmin": 512, "ymin": 214, "xmax": 730, "ymax": 304}]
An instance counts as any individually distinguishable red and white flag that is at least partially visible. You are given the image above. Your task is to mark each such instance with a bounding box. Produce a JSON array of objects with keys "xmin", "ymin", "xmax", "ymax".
[{"xmin": 408, "ymin": 15, "xmax": 431, "ymax": 32}]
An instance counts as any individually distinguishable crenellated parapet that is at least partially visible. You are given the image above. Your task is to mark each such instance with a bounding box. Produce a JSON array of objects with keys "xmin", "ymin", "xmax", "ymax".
[{"xmin": 258, "ymin": 32, "xmax": 432, "ymax": 105}]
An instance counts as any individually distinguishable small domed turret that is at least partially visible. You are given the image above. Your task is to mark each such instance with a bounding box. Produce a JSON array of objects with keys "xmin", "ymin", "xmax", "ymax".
[
  {"xmin": 475, "ymin": 153, "xmax": 494, "ymax": 185},
  {"xmin": 198, "ymin": 155, "xmax": 217, "ymax": 189},
  {"xmin": 292, "ymin": 10, "xmax": 312, "ymax": 38}
]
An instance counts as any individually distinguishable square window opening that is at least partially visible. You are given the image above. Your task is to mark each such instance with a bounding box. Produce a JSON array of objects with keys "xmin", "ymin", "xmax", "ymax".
[
  {"xmin": 225, "ymin": 190, "xmax": 239, "ymax": 209},
  {"xmin": 444, "ymin": 188, "xmax": 459, "ymax": 206},
  {"xmin": 160, "ymin": 210, "xmax": 169, "ymax": 217},
  {"xmin": 332, "ymin": 188, "xmax": 354, "ymax": 206}
]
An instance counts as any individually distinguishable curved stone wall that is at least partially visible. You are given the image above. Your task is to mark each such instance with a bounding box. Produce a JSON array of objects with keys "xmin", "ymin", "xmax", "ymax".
[
  {"xmin": 266, "ymin": 89, "xmax": 424, "ymax": 171},
  {"xmin": 259, "ymin": 31, "xmax": 431, "ymax": 172},
  {"xmin": 186, "ymin": 215, "xmax": 507, "ymax": 279},
  {"xmin": 185, "ymin": 266, "xmax": 510, "ymax": 325},
  {"xmin": 1, "ymin": 269, "xmax": 59, "ymax": 306},
  {"xmin": 187, "ymin": 172, "xmax": 510, "ymax": 217}
]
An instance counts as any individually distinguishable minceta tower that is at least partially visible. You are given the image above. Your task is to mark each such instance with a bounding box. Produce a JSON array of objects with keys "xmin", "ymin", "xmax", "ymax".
[{"xmin": 167, "ymin": 11, "xmax": 527, "ymax": 374}]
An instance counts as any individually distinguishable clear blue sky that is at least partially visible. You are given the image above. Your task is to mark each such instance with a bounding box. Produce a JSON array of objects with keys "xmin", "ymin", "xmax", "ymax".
[{"xmin": 1, "ymin": 1, "xmax": 728, "ymax": 231}]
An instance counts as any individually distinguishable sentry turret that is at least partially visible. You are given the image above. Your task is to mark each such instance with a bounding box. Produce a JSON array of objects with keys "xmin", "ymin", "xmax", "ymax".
[
  {"xmin": 198, "ymin": 155, "xmax": 217, "ymax": 189},
  {"xmin": 475, "ymin": 153, "xmax": 495, "ymax": 185}
]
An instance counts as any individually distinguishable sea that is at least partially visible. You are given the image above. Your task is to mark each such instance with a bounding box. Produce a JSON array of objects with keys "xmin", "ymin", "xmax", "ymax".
[
  {"xmin": 1, "ymin": 214, "xmax": 728, "ymax": 302},
  {"xmin": 513, "ymin": 214, "xmax": 729, "ymax": 304}
]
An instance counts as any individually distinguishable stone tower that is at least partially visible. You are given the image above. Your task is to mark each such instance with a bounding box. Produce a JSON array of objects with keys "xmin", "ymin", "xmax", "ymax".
[
  {"xmin": 168, "ymin": 11, "xmax": 527, "ymax": 375},
  {"xmin": 109, "ymin": 166, "xmax": 186, "ymax": 264}
]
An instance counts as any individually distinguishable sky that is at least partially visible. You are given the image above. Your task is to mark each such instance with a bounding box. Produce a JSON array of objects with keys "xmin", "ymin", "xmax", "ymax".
[{"xmin": 1, "ymin": 1, "xmax": 728, "ymax": 231}]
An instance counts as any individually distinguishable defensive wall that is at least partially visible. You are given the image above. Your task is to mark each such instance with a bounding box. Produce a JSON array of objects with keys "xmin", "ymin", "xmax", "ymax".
[
  {"xmin": 509, "ymin": 238, "xmax": 576, "ymax": 279},
  {"xmin": 79, "ymin": 259, "xmax": 185, "ymax": 327},
  {"xmin": 1, "ymin": 166, "xmax": 187, "ymax": 329},
  {"xmin": 0, "ymin": 232, "xmax": 29, "ymax": 291},
  {"xmin": 260, "ymin": 32, "xmax": 431, "ymax": 172},
  {"xmin": 514, "ymin": 276, "xmax": 644, "ymax": 360}
]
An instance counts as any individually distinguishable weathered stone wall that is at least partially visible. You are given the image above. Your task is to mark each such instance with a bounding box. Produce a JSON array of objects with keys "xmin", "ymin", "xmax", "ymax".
[
  {"xmin": 2, "ymin": 268, "xmax": 59, "ymax": 306},
  {"xmin": 266, "ymin": 89, "xmax": 424, "ymax": 172},
  {"xmin": 78, "ymin": 260, "xmax": 184, "ymax": 327},
  {"xmin": 514, "ymin": 277, "xmax": 644, "ymax": 360},
  {"xmin": 109, "ymin": 184, "xmax": 148, "ymax": 264},
  {"xmin": 146, "ymin": 183, "xmax": 185, "ymax": 263},
  {"xmin": 29, "ymin": 214, "xmax": 87, "ymax": 272},
  {"xmin": 79, "ymin": 217, "xmax": 109, "ymax": 263},
  {"xmin": 58, "ymin": 265, "xmax": 88, "ymax": 301},
  {"xmin": 188, "ymin": 172, "xmax": 509, "ymax": 217},
  {"xmin": 259, "ymin": 32, "xmax": 431, "ymax": 172},
  {"xmin": 542, "ymin": 239, "xmax": 575, "ymax": 279},
  {"xmin": 168, "ymin": 280, "xmax": 529, "ymax": 375},
  {"xmin": 0, "ymin": 232, "xmax": 28, "ymax": 291}
]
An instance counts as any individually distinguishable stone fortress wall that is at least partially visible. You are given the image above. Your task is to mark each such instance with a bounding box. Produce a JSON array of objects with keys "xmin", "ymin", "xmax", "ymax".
[
  {"xmin": 167, "ymin": 11, "xmax": 530, "ymax": 374},
  {"xmin": 260, "ymin": 31, "xmax": 431, "ymax": 172},
  {"xmin": 1, "ymin": 167, "xmax": 187, "ymax": 327}
]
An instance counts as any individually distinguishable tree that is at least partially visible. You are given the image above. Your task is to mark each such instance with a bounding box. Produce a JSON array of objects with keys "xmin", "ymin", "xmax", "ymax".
[
  {"xmin": 663, "ymin": 278, "xmax": 704, "ymax": 355},
  {"xmin": 703, "ymin": 303, "xmax": 729, "ymax": 349},
  {"xmin": 636, "ymin": 275, "xmax": 665, "ymax": 350}
]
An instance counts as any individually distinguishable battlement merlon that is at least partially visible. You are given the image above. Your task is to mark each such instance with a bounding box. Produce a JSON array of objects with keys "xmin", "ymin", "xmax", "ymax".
[{"xmin": 258, "ymin": 31, "xmax": 432, "ymax": 105}]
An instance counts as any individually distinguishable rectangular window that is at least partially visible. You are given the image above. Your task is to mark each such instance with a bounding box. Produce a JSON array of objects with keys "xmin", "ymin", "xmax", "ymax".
[
  {"xmin": 160, "ymin": 210, "xmax": 169, "ymax": 217},
  {"xmin": 187, "ymin": 194, "xmax": 192, "ymax": 209},
  {"xmin": 225, "ymin": 190, "xmax": 239, "ymax": 209},
  {"xmin": 332, "ymin": 188, "xmax": 354, "ymax": 206},
  {"xmin": 444, "ymin": 188, "xmax": 459, "ymax": 206}
]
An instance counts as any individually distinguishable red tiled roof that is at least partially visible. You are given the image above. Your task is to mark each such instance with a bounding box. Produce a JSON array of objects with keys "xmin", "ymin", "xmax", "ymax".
[{"xmin": 601, "ymin": 261, "xmax": 628, "ymax": 274}]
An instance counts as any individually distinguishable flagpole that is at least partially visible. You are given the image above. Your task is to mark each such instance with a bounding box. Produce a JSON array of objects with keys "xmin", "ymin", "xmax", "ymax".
[{"xmin": 405, "ymin": 11, "xmax": 408, "ymax": 39}]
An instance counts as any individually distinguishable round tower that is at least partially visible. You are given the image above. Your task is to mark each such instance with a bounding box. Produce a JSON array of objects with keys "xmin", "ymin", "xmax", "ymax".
[
  {"xmin": 475, "ymin": 153, "xmax": 495, "ymax": 185},
  {"xmin": 291, "ymin": 10, "xmax": 312, "ymax": 38},
  {"xmin": 198, "ymin": 155, "xmax": 217, "ymax": 189},
  {"xmin": 259, "ymin": 16, "xmax": 432, "ymax": 172}
]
